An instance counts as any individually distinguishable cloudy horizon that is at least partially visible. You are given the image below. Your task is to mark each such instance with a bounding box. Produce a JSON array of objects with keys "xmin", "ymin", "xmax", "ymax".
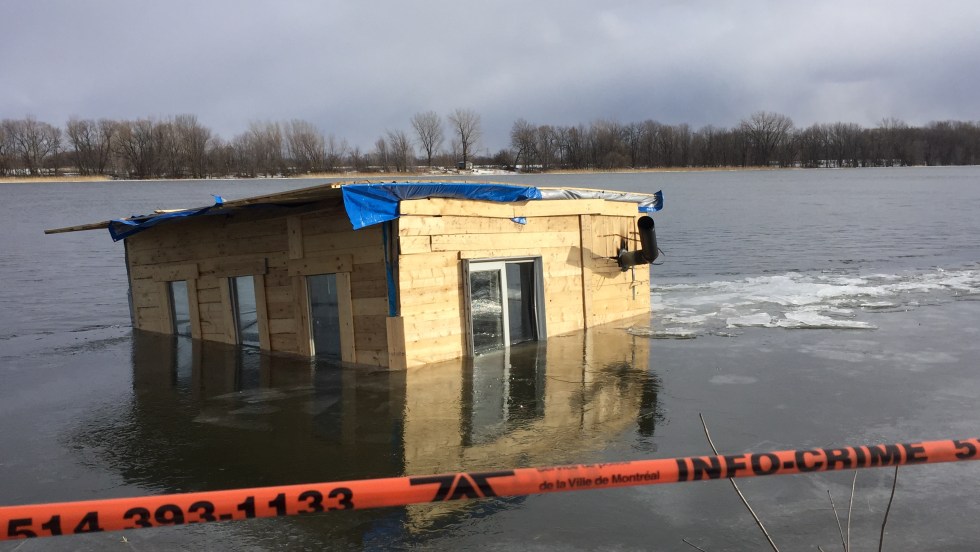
[{"xmin": 2, "ymin": 0, "xmax": 979, "ymax": 152}]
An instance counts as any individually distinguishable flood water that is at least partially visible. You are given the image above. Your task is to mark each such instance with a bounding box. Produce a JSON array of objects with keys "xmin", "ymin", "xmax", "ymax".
[{"xmin": 2, "ymin": 167, "xmax": 980, "ymax": 550}]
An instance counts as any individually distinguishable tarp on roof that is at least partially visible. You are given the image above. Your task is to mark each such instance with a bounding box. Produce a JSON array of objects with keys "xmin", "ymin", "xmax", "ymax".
[
  {"xmin": 107, "ymin": 196, "xmax": 227, "ymax": 241},
  {"xmin": 341, "ymin": 183, "xmax": 542, "ymax": 230},
  {"xmin": 538, "ymin": 188, "xmax": 663, "ymax": 213},
  {"xmin": 89, "ymin": 182, "xmax": 663, "ymax": 240}
]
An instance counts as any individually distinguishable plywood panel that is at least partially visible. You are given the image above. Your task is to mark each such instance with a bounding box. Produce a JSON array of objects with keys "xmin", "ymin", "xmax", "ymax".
[
  {"xmin": 385, "ymin": 316, "xmax": 407, "ymax": 370},
  {"xmin": 579, "ymin": 214, "xmax": 594, "ymax": 329},
  {"xmin": 431, "ymin": 231, "xmax": 579, "ymax": 252},
  {"xmin": 217, "ymin": 278, "xmax": 237, "ymax": 345},
  {"xmin": 268, "ymin": 318, "xmax": 295, "ymax": 335},
  {"xmin": 336, "ymin": 272, "xmax": 355, "ymax": 363},
  {"xmin": 292, "ymin": 276, "xmax": 313, "ymax": 356},
  {"xmin": 271, "ymin": 333, "xmax": 298, "ymax": 352},
  {"xmin": 397, "ymin": 215, "xmax": 579, "ymax": 237},
  {"xmin": 399, "ymin": 198, "xmax": 640, "ymax": 219},
  {"xmin": 187, "ymin": 279, "xmax": 202, "ymax": 339},
  {"xmin": 350, "ymin": 297, "xmax": 389, "ymax": 316},
  {"xmin": 254, "ymin": 274, "xmax": 271, "ymax": 350},
  {"xmin": 287, "ymin": 255, "xmax": 353, "ymax": 276},
  {"xmin": 287, "ymin": 215, "xmax": 303, "ymax": 260},
  {"xmin": 303, "ymin": 230, "xmax": 382, "ymax": 254},
  {"xmin": 398, "ymin": 236, "xmax": 431, "ymax": 254}
]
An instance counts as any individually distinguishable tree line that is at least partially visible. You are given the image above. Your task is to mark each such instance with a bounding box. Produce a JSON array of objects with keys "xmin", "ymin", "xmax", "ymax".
[{"xmin": 1, "ymin": 109, "xmax": 978, "ymax": 179}]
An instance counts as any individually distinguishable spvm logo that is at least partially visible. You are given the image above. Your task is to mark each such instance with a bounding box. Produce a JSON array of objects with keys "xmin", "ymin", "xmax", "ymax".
[{"xmin": 409, "ymin": 471, "xmax": 515, "ymax": 501}]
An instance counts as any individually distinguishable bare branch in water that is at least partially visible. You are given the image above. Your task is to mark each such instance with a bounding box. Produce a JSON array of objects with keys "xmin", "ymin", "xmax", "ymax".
[
  {"xmin": 699, "ymin": 413, "xmax": 779, "ymax": 552},
  {"xmin": 827, "ymin": 489, "xmax": 847, "ymax": 551},
  {"xmin": 682, "ymin": 537, "xmax": 709, "ymax": 551},
  {"xmin": 846, "ymin": 472, "xmax": 857, "ymax": 552},
  {"xmin": 878, "ymin": 466, "xmax": 899, "ymax": 552}
]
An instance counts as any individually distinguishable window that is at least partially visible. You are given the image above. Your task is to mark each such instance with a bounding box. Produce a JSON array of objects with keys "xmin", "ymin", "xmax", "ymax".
[
  {"xmin": 169, "ymin": 280, "xmax": 192, "ymax": 337},
  {"xmin": 307, "ymin": 273, "xmax": 341, "ymax": 358},
  {"xmin": 230, "ymin": 275, "xmax": 260, "ymax": 347},
  {"xmin": 466, "ymin": 258, "xmax": 545, "ymax": 354}
]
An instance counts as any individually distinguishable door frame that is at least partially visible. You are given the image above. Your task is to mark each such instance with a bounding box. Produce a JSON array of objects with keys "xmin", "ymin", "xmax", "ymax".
[{"xmin": 463, "ymin": 256, "xmax": 546, "ymax": 356}]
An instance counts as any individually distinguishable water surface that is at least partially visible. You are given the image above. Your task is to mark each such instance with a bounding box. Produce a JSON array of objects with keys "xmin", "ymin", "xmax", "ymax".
[{"xmin": 2, "ymin": 168, "xmax": 980, "ymax": 550}]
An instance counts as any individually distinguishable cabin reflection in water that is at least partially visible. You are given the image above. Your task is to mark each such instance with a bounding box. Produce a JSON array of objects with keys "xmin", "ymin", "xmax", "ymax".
[{"xmin": 98, "ymin": 323, "xmax": 659, "ymax": 540}]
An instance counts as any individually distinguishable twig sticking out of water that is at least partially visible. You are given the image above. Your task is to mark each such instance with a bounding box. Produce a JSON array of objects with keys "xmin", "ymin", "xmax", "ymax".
[
  {"xmin": 699, "ymin": 413, "xmax": 779, "ymax": 552},
  {"xmin": 682, "ymin": 537, "xmax": 709, "ymax": 551},
  {"xmin": 827, "ymin": 490, "xmax": 847, "ymax": 551},
  {"xmin": 846, "ymin": 472, "xmax": 857, "ymax": 551},
  {"xmin": 878, "ymin": 466, "xmax": 899, "ymax": 552}
]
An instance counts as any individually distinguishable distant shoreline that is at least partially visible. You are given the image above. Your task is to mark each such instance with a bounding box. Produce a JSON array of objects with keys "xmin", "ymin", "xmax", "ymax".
[{"xmin": 0, "ymin": 165, "xmax": 957, "ymax": 184}]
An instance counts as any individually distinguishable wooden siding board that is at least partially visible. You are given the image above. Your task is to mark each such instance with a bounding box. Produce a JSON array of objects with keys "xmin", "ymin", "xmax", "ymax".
[
  {"xmin": 254, "ymin": 274, "xmax": 271, "ymax": 350},
  {"xmin": 187, "ymin": 279, "xmax": 202, "ymax": 339},
  {"xmin": 217, "ymin": 278, "xmax": 237, "ymax": 345},
  {"xmin": 337, "ymin": 272, "xmax": 356, "ymax": 363},
  {"xmin": 579, "ymin": 214, "xmax": 594, "ymax": 329},
  {"xmin": 292, "ymin": 276, "xmax": 313, "ymax": 356},
  {"xmin": 287, "ymin": 255, "xmax": 353, "ymax": 276},
  {"xmin": 431, "ymin": 231, "xmax": 579, "ymax": 252},
  {"xmin": 385, "ymin": 316, "xmax": 407, "ymax": 370},
  {"xmin": 287, "ymin": 215, "xmax": 304, "ymax": 260}
]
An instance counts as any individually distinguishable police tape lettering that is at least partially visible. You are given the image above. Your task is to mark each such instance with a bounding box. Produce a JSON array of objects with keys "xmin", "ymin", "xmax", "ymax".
[{"xmin": 2, "ymin": 437, "xmax": 978, "ymax": 540}]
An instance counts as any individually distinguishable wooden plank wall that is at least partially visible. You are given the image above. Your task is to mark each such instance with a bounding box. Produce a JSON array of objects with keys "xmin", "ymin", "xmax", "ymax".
[
  {"xmin": 125, "ymin": 196, "xmax": 650, "ymax": 369},
  {"xmin": 394, "ymin": 198, "xmax": 651, "ymax": 368},
  {"xmin": 125, "ymin": 200, "xmax": 390, "ymax": 366}
]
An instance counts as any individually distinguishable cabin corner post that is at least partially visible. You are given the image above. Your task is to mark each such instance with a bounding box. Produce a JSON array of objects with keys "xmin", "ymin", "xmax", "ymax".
[
  {"xmin": 254, "ymin": 274, "xmax": 271, "ymax": 350},
  {"xmin": 385, "ymin": 316, "xmax": 408, "ymax": 370},
  {"xmin": 292, "ymin": 275, "xmax": 314, "ymax": 356},
  {"xmin": 335, "ymin": 272, "xmax": 356, "ymax": 363},
  {"xmin": 124, "ymin": 238, "xmax": 136, "ymax": 328},
  {"xmin": 579, "ymin": 214, "xmax": 595, "ymax": 328}
]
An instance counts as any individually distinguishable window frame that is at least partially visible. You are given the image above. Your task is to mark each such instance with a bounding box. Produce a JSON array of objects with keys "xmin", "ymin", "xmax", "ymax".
[
  {"xmin": 229, "ymin": 275, "xmax": 261, "ymax": 348},
  {"xmin": 463, "ymin": 256, "xmax": 546, "ymax": 356},
  {"xmin": 168, "ymin": 280, "xmax": 193, "ymax": 337}
]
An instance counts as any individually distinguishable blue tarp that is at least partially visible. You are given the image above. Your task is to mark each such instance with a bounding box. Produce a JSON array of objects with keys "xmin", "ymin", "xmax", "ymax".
[
  {"xmin": 108, "ymin": 195, "xmax": 226, "ymax": 241},
  {"xmin": 341, "ymin": 183, "xmax": 542, "ymax": 230},
  {"xmin": 103, "ymin": 183, "xmax": 663, "ymax": 240}
]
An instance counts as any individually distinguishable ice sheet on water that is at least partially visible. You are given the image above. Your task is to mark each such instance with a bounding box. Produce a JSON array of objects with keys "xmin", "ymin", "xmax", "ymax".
[
  {"xmin": 648, "ymin": 266, "xmax": 979, "ymax": 337},
  {"xmin": 625, "ymin": 325, "xmax": 697, "ymax": 339}
]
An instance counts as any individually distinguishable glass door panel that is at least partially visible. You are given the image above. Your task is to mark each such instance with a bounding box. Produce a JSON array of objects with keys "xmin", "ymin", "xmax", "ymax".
[
  {"xmin": 169, "ymin": 280, "xmax": 192, "ymax": 337},
  {"xmin": 469, "ymin": 269, "xmax": 505, "ymax": 353},
  {"xmin": 308, "ymin": 273, "xmax": 341, "ymax": 358},
  {"xmin": 505, "ymin": 262, "xmax": 537, "ymax": 345},
  {"xmin": 231, "ymin": 275, "xmax": 259, "ymax": 347}
]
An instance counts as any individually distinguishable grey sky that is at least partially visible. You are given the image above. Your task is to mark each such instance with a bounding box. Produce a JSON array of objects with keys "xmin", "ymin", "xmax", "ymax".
[{"xmin": 2, "ymin": 0, "xmax": 978, "ymax": 151}]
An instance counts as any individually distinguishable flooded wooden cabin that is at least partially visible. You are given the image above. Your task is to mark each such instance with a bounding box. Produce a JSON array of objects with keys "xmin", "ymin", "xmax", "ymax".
[{"xmin": 46, "ymin": 181, "xmax": 663, "ymax": 368}]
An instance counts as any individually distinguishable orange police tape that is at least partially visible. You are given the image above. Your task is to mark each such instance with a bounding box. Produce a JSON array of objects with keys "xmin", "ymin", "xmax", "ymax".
[{"xmin": 3, "ymin": 436, "xmax": 979, "ymax": 540}]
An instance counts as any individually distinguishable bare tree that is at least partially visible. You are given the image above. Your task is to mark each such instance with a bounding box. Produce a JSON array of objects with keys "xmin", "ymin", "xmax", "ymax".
[
  {"xmin": 0, "ymin": 120, "xmax": 11, "ymax": 175},
  {"xmin": 410, "ymin": 111, "xmax": 443, "ymax": 168},
  {"xmin": 347, "ymin": 146, "xmax": 367, "ymax": 172},
  {"xmin": 740, "ymin": 111, "xmax": 794, "ymax": 166},
  {"xmin": 176, "ymin": 114, "xmax": 212, "ymax": 178},
  {"xmin": 324, "ymin": 135, "xmax": 348, "ymax": 172},
  {"xmin": 372, "ymin": 136, "xmax": 390, "ymax": 172},
  {"xmin": 448, "ymin": 108, "xmax": 481, "ymax": 167},
  {"xmin": 386, "ymin": 129, "xmax": 414, "ymax": 172},
  {"xmin": 246, "ymin": 121, "xmax": 285, "ymax": 176},
  {"xmin": 156, "ymin": 118, "xmax": 184, "ymax": 178},
  {"xmin": 115, "ymin": 119, "xmax": 158, "ymax": 179},
  {"xmin": 285, "ymin": 119, "xmax": 326, "ymax": 174},
  {"xmin": 8, "ymin": 116, "xmax": 61, "ymax": 175},
  {"xmin": 536, "ymin": 125, "xmax": 558, "ymax": 170},
  {"xmin": 510, "ymin": 119, "xmax": 538, "ymax": 169},
  {"xmin": 67, "ymin": 117, "xmax": 116, "ymax": 176}
]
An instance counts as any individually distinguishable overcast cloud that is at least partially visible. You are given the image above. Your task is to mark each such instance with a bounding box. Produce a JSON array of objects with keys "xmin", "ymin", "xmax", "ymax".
[{"xmin": 2, "ymin": 0, "xmax": 978, "ymax": 151}]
